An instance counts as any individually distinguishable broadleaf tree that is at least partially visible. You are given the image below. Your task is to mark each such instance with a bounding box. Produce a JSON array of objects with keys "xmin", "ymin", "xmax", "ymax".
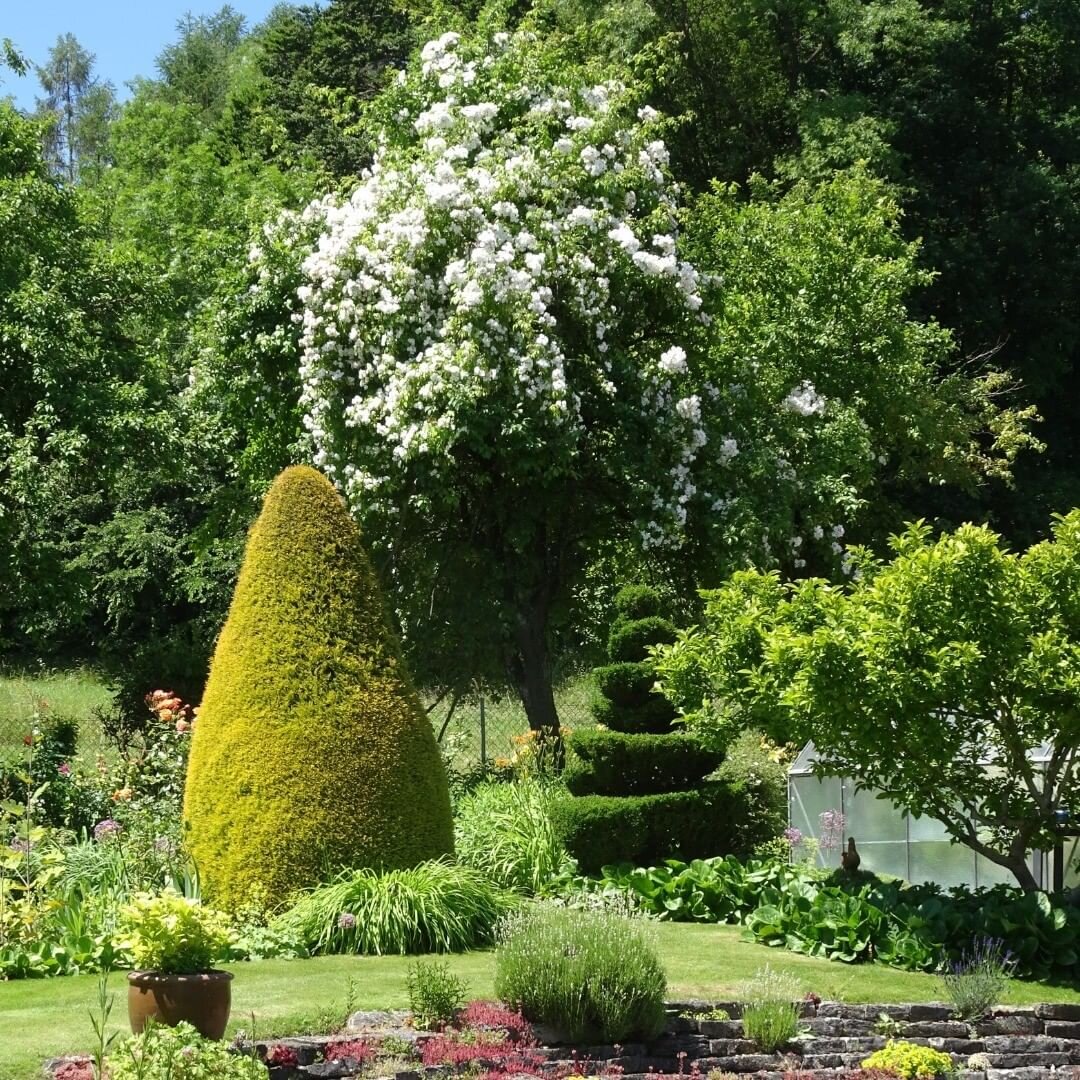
[
  {"xmin": 657, "ymin": 513, "xmax": 1080, "ymax": 892},
  {"xmin": 221, "ymin": 22, "xmax": 1034, "ymax": 731}
]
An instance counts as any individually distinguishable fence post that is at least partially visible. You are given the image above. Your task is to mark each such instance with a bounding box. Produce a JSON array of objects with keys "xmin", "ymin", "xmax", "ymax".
[{"xmin": 479, "ymin": 694, "xmax": 487, "ymax": 766}]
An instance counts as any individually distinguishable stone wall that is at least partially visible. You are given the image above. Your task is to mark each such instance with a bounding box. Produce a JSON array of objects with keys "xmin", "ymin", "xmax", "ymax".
[
  {"xmin": 249, "ymin": 1002, "xmax": 1080, "ymax": 1080},
  {"xmin": 45, "ymin": 1002, "xmax": 1080, "ymax": 1080}
]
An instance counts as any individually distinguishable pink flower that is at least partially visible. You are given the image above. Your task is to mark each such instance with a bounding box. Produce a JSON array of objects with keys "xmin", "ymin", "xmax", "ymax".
[{"xmin": 58, "ymin": 762, "xmax": 72, "ymax": 777}]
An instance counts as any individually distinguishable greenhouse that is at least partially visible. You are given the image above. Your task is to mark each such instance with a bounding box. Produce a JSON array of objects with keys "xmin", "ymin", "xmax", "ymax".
[{"xmin": 788, "ymin": 742, "xmax": 1080, "ymax": 891}]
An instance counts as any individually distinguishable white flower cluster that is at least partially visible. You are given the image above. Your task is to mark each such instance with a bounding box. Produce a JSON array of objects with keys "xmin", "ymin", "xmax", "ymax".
[
  {"xmin": 783, "ymin": 380, "xmax": 827, "ymax": 417},
  {"xmin": 290, "ymin": 29, "xmax": 718, "ymax": 547}
]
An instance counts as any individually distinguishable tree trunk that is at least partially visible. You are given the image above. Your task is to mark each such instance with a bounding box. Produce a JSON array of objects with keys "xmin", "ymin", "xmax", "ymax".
[
  {"xmin": 506, "ymin": 596, "xmax": 559, "ymax": 736},
  {"xmin": 959, "ymin": 828, "xmax": 1042, "ymax": 893}
]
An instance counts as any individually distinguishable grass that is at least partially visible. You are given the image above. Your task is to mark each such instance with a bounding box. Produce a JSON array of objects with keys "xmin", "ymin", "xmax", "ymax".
[
  {"xmin": 3, "ymin": 923, "xmax": 1079, "ymax": 1080},
  {"xmin": 0, "ymin": 666, "xmax": 596, "ymax": 770},
  {"xmin": 0, "ymin": 666, "xmax": 112, "ymax": 759}
]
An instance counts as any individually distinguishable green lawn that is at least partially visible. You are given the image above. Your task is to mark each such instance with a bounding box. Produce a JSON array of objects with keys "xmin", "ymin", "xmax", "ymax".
[
  {"xmin": 0, "ymin": 666, "xmax": 112, "ymax": 758},
  {"xmin": 3, "ymin": 923, "xmax": 1078, "ymax": 1080}
]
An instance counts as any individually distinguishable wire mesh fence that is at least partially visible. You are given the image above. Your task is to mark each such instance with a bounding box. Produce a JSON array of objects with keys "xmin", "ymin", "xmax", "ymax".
[{"xmin": 430, "ymin": 673, "xmax": 596, "ymax": 772}]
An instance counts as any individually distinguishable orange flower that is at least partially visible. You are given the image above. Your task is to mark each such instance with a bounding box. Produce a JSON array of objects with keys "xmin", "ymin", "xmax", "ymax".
[
  {"xmin": 175, "ymin": 719, "xmax": 191, "ymax": 734},
  {"xmin": 159, "ymin": 709, "xmax": 174, "ymax": 722},
  {"xmin": 111, "ymin": 787, "xmax": 133, "ymax": 802}
]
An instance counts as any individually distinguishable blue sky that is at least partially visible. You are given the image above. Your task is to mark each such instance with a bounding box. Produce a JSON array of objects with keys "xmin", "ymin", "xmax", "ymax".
[{"xmin": 3, "ymin": 1, "xmax": 283, "ymax": 111}]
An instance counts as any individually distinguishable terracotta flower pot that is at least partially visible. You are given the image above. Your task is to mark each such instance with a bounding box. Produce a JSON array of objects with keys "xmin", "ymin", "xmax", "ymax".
[{"xmin": 127, "ymin": 969, "xmax": 234, "ymax": 1040}]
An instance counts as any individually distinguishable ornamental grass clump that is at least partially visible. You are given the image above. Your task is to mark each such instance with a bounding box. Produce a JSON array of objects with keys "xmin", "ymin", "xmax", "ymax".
[
  {"xmin": 494, "ymin": 904, "xmax": 666, "ymax": 1042},
  {"xmin": 740, "ymin": 966, "xmax": 801, "ymax": 1052},
  {"xmin": 454, "ymin": 777, "xmax": 575, "ymax": 893},
  {"xmin": 273, "ymin": 858, "xmax": 514, "ymax": 955},
  {"xmin": 941, "ymin": 936, "xmax": 1015, "ymax": 1020}
]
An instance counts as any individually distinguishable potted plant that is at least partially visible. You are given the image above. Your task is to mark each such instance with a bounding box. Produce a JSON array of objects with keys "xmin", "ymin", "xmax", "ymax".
[{"xmin": 118, "ymin": 890, "xmax": 234, "ymax": 1040}]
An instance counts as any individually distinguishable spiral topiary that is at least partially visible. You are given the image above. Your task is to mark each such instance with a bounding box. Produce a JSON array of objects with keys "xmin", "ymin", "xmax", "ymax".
[
  {"xmin": 183, "ymin": 465, "xmax": 454, "ymax": 909},
  {"xmin": 556, "ymin": 585, "xmax": 725, "ymax": 871}
]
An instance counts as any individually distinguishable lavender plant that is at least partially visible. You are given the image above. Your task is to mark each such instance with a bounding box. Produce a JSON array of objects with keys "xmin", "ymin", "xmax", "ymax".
[{"xmin": 941, "ymin": 937, "xmax": 1016, "ymax": 1020}]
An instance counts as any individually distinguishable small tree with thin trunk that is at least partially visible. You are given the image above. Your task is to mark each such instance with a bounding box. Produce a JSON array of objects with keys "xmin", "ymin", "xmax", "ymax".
[{"xmin": 658, "ymin": 512, "xmax": 1080, "ymax": 892}]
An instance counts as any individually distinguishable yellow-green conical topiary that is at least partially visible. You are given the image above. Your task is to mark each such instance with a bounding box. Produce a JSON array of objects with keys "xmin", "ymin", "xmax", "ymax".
[{"xmin": 183, "ymin": 465, "xmax": 454, "ymax": 909}]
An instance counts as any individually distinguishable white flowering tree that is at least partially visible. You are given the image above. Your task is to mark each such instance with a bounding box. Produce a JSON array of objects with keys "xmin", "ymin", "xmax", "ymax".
[
  {"xmin": 284, "ymin": 28, "xmax": 745, "ymax": 730},
  {"xmin": 232, "ymin": 27, "xmax": 1033, "ymax": 732}
]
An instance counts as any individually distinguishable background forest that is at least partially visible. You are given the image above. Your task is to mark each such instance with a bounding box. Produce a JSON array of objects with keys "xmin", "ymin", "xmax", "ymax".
[{"xmin": 2, "ymin": 0, "xmax": 1078, "ymax": 735}]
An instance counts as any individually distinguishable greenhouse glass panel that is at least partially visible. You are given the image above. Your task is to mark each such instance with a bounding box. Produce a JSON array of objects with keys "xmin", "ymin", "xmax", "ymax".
[
  {"xmin": 858, "ymin": 840, "xmax": 908, "ymax": 880},
  {"xmin": 975, "ymin": 853, "xmax": 1019, "ymax": 888},
  {"xmin": 909, "ymin": 841, "xmax": 976, "ymax": 888},
  {"xmin": 788, "ymin": 774, "xmax": 843, "ymax": 868},
  {"xmin": 908, "ymin": 812, "xmax": 951, "ymax": 843},
  {"xmin": 844, "ymin": 783, "xmax": 907, "ymax": 843}
]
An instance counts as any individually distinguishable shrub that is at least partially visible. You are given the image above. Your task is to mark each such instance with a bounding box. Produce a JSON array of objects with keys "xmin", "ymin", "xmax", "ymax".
[
  {"xmin": 408, "ymin": 958, "xmax": 468, "ymax": 1029},
  {"xmin": 740, "ymin": 966, "xmax": 801, "ymax": 1051},
  {"xmin": 612, "ymin": 585, "xmax": 663, "ymax": 621},
  {"xmin": 593, "ymin": 661, "xmax": 656, "ymax": 707},
  {"xmin": 861, "ymin": 1041, "xmax": 955, "ymax": 1080},
  {"xmin": 494, "ymin": 905, "xmax": 667, "ymax": 1042},
  {"xmin": 714, "ymin": 730, "xmax": 788, "ymax": 854},
  {"xmin": 590, "ymin": 693, "xmax": 677, "ymax": 734},
  {"xmin": 565, "ymin": 730, "xmax": 722, "ymax": 796},
  {"xmin": 941, "ymin": 937, "xmax": 1015, "ymax": 1020},
  {"xmin": 0, "ymin": 714, "xmax": 82, "ymax": 829},
  {"xmin": 108, "ymin": 1022, "xmax": 267, "ymax": 1080},
  {"xmin": 607, "ymin": 616, "xmax": 678, "ymax": 663},
  {"xmin": 455, "ymin": 777, "xmax": 575, "ymax": 893},
  {"xmin": 273, "ymin": 858, "xmax": 514, "ymax": 954},
  {"xmin": 183, "ymin": 465, "xmax": 454, "ymax": 909},
  {"xmin": 117, "ymin": 891, "xmax": 232, "ymax": 973},
  {"xmin": 325, "ymin": 1040, "xmax": 376, "ymax": 1065},
  {"xmin": 551, "ymin": 784, "xmax": 740, "ymax": 873}
]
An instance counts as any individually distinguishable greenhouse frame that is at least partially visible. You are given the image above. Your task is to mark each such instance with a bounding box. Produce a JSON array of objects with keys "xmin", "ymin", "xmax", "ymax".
[{"xmin": 788, "ymin": 741, "xmax": 1080, "ymax": 891}]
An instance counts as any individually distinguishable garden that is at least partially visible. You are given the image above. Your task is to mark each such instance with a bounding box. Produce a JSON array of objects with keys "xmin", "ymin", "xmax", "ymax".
[{"xmin": 3, "ymin": 3, "xmax": 1080, "ymax": 1080}]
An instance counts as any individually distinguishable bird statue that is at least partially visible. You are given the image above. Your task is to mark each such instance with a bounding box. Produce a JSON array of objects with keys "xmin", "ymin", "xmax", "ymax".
[{"xmin": 841, "ymin": 836, "xmax": 861, "ymax": 874}]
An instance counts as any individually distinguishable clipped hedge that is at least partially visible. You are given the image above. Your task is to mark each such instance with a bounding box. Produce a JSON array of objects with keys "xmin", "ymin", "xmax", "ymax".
[
  {"xmin": 591, "ymin": 692, "xmax": 676, "ymax": 734},
  {"xmin": 607, "ymin": 615, "xmax": 678, "ymax": 663},
  {"xmin": 183, "ymin": 465, "xmax": 454, "ymax": 909},
  {"xmin": 550, "ymin": 783, "xmax": 740, "ymax": 872},
  {"xmin": 612, "ymin": 584, "xmax": 662, "ymax": 621},
  {"xmin": 593, "ymin": 661, "xmax": 655, "ymax": 707},
  {"xmin": 565, "ymin": 729, "xmax": 722, "ymax": 796}
]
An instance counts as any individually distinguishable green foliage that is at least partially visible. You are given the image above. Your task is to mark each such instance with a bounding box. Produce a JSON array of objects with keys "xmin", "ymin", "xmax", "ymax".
[
  {"xmin": 597, "ymin": 853, "xmax": 1080, "ymax": 981},
  {"xmin": 454, "ymin": 778, "xmax": 575, "ymax": 894},
  {"xmin": 607, "ymin": 616, "xmax": 678, "ymax": 664},
  {"xmin": 593, "ymin": 661, "xmax": 655, "ymax": 707},
  {"xmin": 682, "ymin": 512, "xmax": 1080, "ymax": 890},
  {"xmin": 272, "ymin": 859, "xmax": 514, "ymax": 956},
  {"xmin": 0, "ymin": 715, "xmax": 80, "ymax": 829},
  {"xmin": 551, "ymin": 784, "xmax": 740, "ymax": 873},
  {"xmin": 108, "ymin": 1021, "xmax": 268, "ymax": 1080},
  {"xmin": 117, "ymin": 892, "xmax": 232, "ymax": 974},
  {"xmin": 183, "ymin": 466, "xmax": 454, "ymax": 909},
  {"xmin": 494, "ymin": 905, "xmax": 667, "ymax": 1042},
  {"xmin": 590, "ymin": 693, "xmax": 676, "ymax": 735},
  {"xmin": 941, "ymin": 938, "xmax": 1015, "ymax": 1021},
  {"xmin": 862, "ymin": 1041, "xmax": 955, "ymax": 1080},
  {"xmin": 740, "ymin": 966, "xmax": 801, "ymax": 1051},
  {"xmin": 653, "ymin": 571, "xmax": 792, "ymax": 748},
  {"xmin": 713, "ymin": 730, "xmax": 788, "ymax": 853},
  {"xmin": 407, "ymin": 958, "xmax": 468, "ymax": 1030},
  {"xmin": 612, "ymin": 584, "xmax": 663, "ymax": 621},
  {"xmin": 565, "ymin": 729, "xmax": 721, "ymax": 796}
]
